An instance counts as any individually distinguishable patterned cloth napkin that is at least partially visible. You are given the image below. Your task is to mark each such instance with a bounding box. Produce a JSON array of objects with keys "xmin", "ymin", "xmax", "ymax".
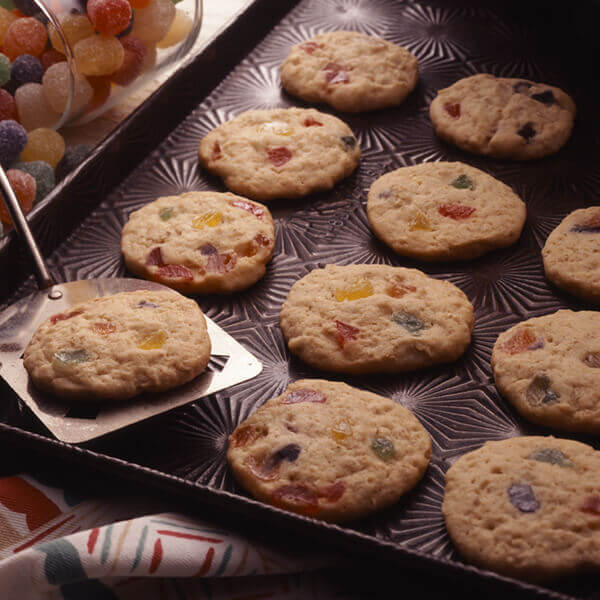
[{"xmin": 0, "ymin": 473, "xmax": 342, "ymax": 599}]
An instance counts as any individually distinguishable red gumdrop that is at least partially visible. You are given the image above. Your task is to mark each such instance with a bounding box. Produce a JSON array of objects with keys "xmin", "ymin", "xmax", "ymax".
[
  {"xmin": 87, "ymin": 76, "xmax": 112, "ymax": 112},
  {"xmin": 254, "ymin": 233, "xmax": 271, "ymax": 247},
  {"xmin": 303, "ymin": 117, "xmax": 323, "ymax": 127},
  {"xmin": 111, "ymin": 35, "xmax": 146, "ymax": 86},
  {"xmin": 444, "ymin": 102, "xmax": 461, "ymax": 118},
  {"xmin": 0, "ymin": 169, "xmax": 36, "ymax": 227},
  {"xmin": 50, "ymin": 310, "xmax": 83, "ymax": 325},
  {"xmin": 299, "ymin": 41, "xmax": 319, "ymax": 54},
  {"xmin": 438, "ymin": 204, "xmax": 476, "ymax": 220},
  {"xmin": 320, "ymin": 480, "xmax": 345, "ymax": 502},
  {"xmin": 283, "ymin": 389, "xmax": 326, "ymax": 404},
  {"xmin": 87, "ymin": 0, "xmax": 132, "ymax": 37},
  {"xmin": 3, "ymin": 18, "xmax": 48, "ymax": 60},
  {"xmin": 335, "ymin": 320, "xmax": 359, "ymax": 348},
  {"xmin": 40, "ymin": 49, "xmax": 66, "ymax": 72},
  {"xmin": 272, "ymin": 484, "xmax": 320, "ymax": 514},
  {"xmin": 157, "ymin": 264, "xmax": 194, "ymax": 281},
  {"xmin": 0, "ymin": 89, "xmax": 16, "ymax": 122},
  {"xmin": 581, "ymin": 496, "xmax": 600, "ymax": 515},
  {"xmin": 324, "ymin": 62, "xmax": 349, "ymax": 84},
  {"xmin": 92, "ymin": 321, "xmax": 117, "ymax": 335},
  {"xmin": 206, "ymin": 251, "xmax": 236, "ymax": 274},
  {"xmin": 499, "ymin": 328, "xmax": 540, "ymax": 355},
  {"xmin": 267, "ymin": 146, "xmax": 292, "ymax": 167},
  {"xmin": 229, "ymin": 425, "xmax": 262, "ymax": 448},
  {"xmin": 230, "ymin": 198, "xmax": 265, "ymax": 220},
  {"xmin": 211, "ymin": 141, "xmax": 221, "ymax": 160}
]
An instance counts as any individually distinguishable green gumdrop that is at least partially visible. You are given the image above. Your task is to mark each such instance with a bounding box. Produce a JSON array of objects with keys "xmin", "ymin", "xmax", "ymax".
[
  {"xmin": 528, "ymin": 448, "xmax": 573, "ymax": 468},
  {"xmin": 14, "ymin": 161, "xmax": 55, "ymax": 204},
  {"xmin": 372, "ymin": 437, "xmax": 395, "ymax": 461},
  {"xmin": 450, "ymin": 174, "xmax": 475, "ymax": 190},
  {"xmin": 392, "ymin": 311, "xmax": 426, "ymax": 336},
  {"xmin": 53, "ymin": 349, "xmax": 90, "ymax": 365},
  {"xmin": 526, "ymin": 374, "xmax": 560, "ymax": 406},
  {"xmin": 0, "ymin": 54, "xmax": 10, "ymax": 88},
  {"xmin": 160, "ymin": 206, "xmax": 175, "ymax": 220}
]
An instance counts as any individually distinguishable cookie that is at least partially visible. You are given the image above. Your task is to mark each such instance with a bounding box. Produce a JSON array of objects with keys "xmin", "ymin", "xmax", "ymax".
[
  {"xmin": 367, "ymin": 162, "xmax": 526, "ymax": 261},
  {"xmin": 443, "ymin": 436, "xmax": 600, "ymax": 582},
  {"xmin": 430, "ymin": 74, "xmax": 576, "ymax": 160},
  {"xmin": 280, "ymin": 31, "xmax": 418, "ymax": 112},
  {"xmin": 198, "ymin": 108, "xmax": 360, "ymax": 202},
  {"xmin": 121, "ymin": 192, "xmax": 275, "ymax": 294},
  {"xmin": 227, "ymin": 379, "xmax": 431, "ymax": 522},
  {"xmin": 491, "ymin": 310, "xmax": 600, "ymax": 433},
  {"xmin": 542, "ymin": 207, "xmax": 600, "ymax": 304},
  {"xmin": 23, "ymin": 290, "xmax": 211, "ymax": 401},
  {"xmin": 279, "ymin": 264, "xmax": 474, "ymax": 374}
]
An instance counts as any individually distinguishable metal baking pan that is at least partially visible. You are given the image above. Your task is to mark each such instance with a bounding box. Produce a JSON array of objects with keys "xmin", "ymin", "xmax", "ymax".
[{"xmin": 1, "ymin": 1, "xmax": 599, "ymax": 598}]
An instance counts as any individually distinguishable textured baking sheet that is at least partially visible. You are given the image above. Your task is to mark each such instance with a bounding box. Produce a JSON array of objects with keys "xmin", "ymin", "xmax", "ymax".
[{"xmin": 1, "ymin": 1, "xmax": 600, "ymax": 598}]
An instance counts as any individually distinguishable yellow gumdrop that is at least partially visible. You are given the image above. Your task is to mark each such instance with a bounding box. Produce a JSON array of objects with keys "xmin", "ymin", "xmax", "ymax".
[
  {"xmin": 192, "ymin": 211, "xmax": 223, "ymax": 229},
  {"xmin": 335, "ymin": 278, "xmax": 373, "ymax": 302},
  {"xmin": 331, "ymin": 421, "xmax": 352, "ymax": 441},
  {"xmin": 138, "ymin": 330, "xmax": 167, "ymax": 350},
  {"xmin": 258, "ymin": 121, "xmax": 294, "ymax": 136},
  {"xmin": 0, "ymin": 8, "xmax": 17, "ymax": 46},
  {"xmin": 409, "ymin": 211, "xmax": 431, "ymax": 231},
  {"xmin": 49, "ymin": 14, "xmax": 95, "ymax": 55},
  {"xmin": 20, "ymin": 128, "xmax": 65, "ymax": 168},
  {"xmin": 156, "ymin": 9, "xmax": 194, "ymax": 49}
]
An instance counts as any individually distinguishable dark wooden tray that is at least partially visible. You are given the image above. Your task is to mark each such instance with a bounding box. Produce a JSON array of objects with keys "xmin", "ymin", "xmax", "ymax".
[{"xmin": 1, "ymin": 1, "xmax": 599, "ymax": 598}]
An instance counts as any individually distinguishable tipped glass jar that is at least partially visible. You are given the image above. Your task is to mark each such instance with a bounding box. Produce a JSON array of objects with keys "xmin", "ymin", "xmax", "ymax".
[{"xmin": 1, "ymin": 0, "xmax": 202, "ymax": 130}]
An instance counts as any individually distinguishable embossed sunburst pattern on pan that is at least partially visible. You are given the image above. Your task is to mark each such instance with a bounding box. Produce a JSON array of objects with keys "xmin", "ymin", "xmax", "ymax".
[{"xmin": 2, "ymin": 0, "xmax": 600, "ymax": 597}]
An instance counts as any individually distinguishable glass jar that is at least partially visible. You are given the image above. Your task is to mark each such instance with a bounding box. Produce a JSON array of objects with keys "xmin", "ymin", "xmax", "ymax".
[{"xmin": 1, "ymin": 0, "xmax": 202, "ymax": 130}]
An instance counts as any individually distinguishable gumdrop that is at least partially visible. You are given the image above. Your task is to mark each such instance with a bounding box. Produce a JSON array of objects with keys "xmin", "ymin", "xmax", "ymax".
[
  {"xmin": 43, "ymin": 62, "xmax": 93, "ymax": 115},
  {"xmin": 0, "ymin": 168, "xmax": 36, "ymax": 227},
  {"xmin": 283, "ymin": 388, "xmax": 326, "ymax": 404},
  {"xmin": 335, "ymin": 320, "xmax": 359, "ymax": 348},
  {"xmin": 156, "ymin": 8, "xmax": 193, "ymax": 48},
  {"xmin": 13, "ymin": 160, "xmax": 55, "ymax": 204},
  {"xmin": 371, "ymin": 437, "xmax": 395, "ymax": 461},
  {"xmin": 10, "ymin": 54, "xmax": 43, "ymax": 88},
  {"xmin": 40, "ymin": 49, "xmax": 66, "ymax": 72},
  {"xmin": 0, "ymin": 89, "xmax": 16, "ymax": 122},
  {"xmin": 335, "ymin": 278, "xmax": 373, "ymax": 302},
  {"xmin": 87, "ymin": 0, "xmax": 132, "ymax": 37},
  {"xmin": 450, "ymin": 174, "xmax": 475, "ymax": 190},
  {"xmin": 12, "ymin": 0, "xmax": 38, "ymax": 16},
  {"xmin": 0, "ymin": 53, "xmax": 11, "ymax": 87},
  {"xmin": 55, "ymin": 143, "xmax": 92, "ymax": 180},
  {"xmin": 131, "ymin": 0, "xmax": 176, "ymax": 44},
  {"xmin": 87, "ymin": 76, "xmax": 112, "ymax": 112},
  {"xmin": 445, "ymin": 102, "xmax": 460, "ymax": 118},
  {"xmin": 0, "ymin": 119, "xmax": 27, "ymax": 167},
  {"xmin": 0, "ymin": 7, "xmax": 17, "ymax": 46},
  {"xmin": 111, "ymin": 35, "xmax": 146, "ymax": 86},
  {"xmin": 15, "ymin": 83, "xmax": 60, "ymax": 130},
  {"xmin": 20, "ymin": 127, "xmax": 65, "ymax": 168},
  {"xmin": 74, "ymin": 35, "xmax": 124, "ymax": 76},
  {"xmin": 3, "ymin": 18, "xmax": 47, "ymax": 60},
  {"xmin": 53, "ymin": 348, "xmax": 90, "ymax": 365},
  {"xmin": 392, "ymin": 311, "xmax": 426, "ymax": 336},
  {"xmin": 48, "ymin": 13, "xmax": 94, "ymax": 54},
  {"xmin": 507, "ymin": 483, "xmax": 539, "ymax": 513},
  {"xmin": 438, "ymin": 204, "xmax": 476, "ymax": 220}
]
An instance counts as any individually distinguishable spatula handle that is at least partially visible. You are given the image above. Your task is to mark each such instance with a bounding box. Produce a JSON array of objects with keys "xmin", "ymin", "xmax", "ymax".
[{"xmin": 0, "ymin": 166, "xmax": 55, "ymax": 290}]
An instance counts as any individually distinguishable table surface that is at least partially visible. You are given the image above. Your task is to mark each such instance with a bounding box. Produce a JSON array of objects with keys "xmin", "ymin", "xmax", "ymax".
[{"xmin": 61, "ymin": 0, "xmax": 251, "ymax": 148}]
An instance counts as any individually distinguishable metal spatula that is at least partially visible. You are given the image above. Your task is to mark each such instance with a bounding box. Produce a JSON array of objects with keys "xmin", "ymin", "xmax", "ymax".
[{"xmin": 0, "ymin": 167, "xmax": 262, "ymax": 443}]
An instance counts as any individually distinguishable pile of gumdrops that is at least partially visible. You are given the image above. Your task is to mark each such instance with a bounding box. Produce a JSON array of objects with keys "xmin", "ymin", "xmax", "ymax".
[{"xmin": 0, "ymin": 0, "xmax": 193, "ymax": 235}]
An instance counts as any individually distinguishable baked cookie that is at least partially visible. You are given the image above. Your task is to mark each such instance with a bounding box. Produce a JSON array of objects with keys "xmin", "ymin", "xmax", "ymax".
[
  {"xmin": 279, "ymin": 264, "xmax": 474, "ymax": 374},
  {"xmin": 542, "ymin": 207, "xmax": 600, "ymax": 304},
  {"xmin": 491, "ymin": 310, "xmax": 600, "ymax": 433},
  {"xmin": 23, "ymin": 290, "xmax": 211, "ymax": 401},
  {"xmin": 367, "ymin": 162, "xmax": 526, "ymax": 261},
  {"xmin": 430, "ymin": 74, "xmax": 576, "ymax": 160},
  {"xmin": 443, "ymin": 436, "xmax": 600, "ymax": 582},
  {"xmin": 121, "ymin": 192, "xmax": 275, "ymax": 294},
  {"xmin": 198, "ymin": 108, "xmax": 360, "ymax": 201},
  {"xmin": 280, "ymin": 31, "xmax": 418, "ymax": 112},
  {"xmin": 227, "ymin": 379, "xmax": 431, "ymax": 522}
]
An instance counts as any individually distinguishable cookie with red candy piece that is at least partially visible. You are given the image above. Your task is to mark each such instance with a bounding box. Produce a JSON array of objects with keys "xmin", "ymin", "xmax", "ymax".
[
  {"xmin": 121, "ymin": 191, "xmax": 275, "ymax": 294},
  {"xmin": 227, "ymin": 379, "xmax": 431, "ymax": 522},
  {"xmin": 280, "ymin": 31, "xmax": 418, "ymax": 112},
  {"xmin": 443, "ymin": 436, "xmax": 600, "ymax": 582},
  {"xmin": 198, "ymin": 108, "xmax": 360, "ymax": 201}
]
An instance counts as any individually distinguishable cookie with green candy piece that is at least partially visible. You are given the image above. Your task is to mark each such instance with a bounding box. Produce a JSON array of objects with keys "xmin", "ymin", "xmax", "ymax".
[
  {"xmin": 367, "ymin": 162, "xmax": 526, "ymax": 261},
  {"xmin": 492, "ymin": 309, "xmax": 600, "ymax": 433},
  {"xmin": 198, "ymin": 107, "xmax": 360, "ymax": 202},
  {"xmin": 227, "ymin": 379, "xmax": 431, "ymax": 522},
  {"xmin": 280, "ymin": 264, "xmax": 474, "ymax": 374},
  {"xmin": 23, "ymin": 289, "xmax": 211, "ymax": 401},
  {"xmin": 443, "ymin": 436, "xmax": 600, "ymax": 582}
]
